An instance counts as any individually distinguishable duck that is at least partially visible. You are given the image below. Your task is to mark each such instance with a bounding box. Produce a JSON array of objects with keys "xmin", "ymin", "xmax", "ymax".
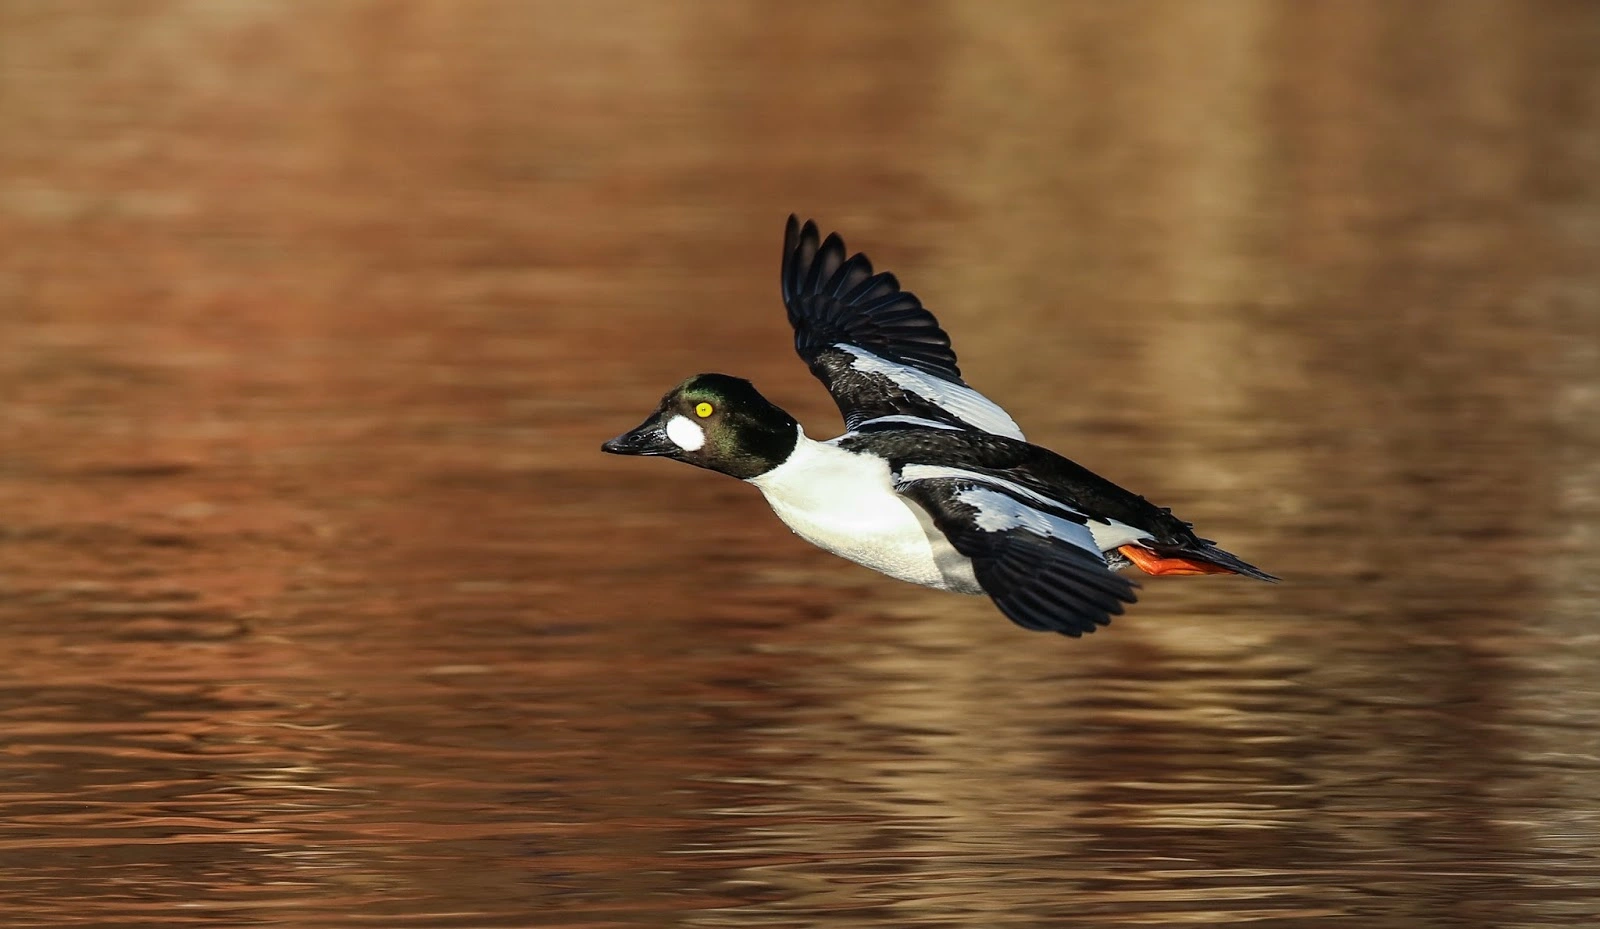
[{"xmin": 602, "ymin": 216, "xmax": 1277, "ymax": 637}]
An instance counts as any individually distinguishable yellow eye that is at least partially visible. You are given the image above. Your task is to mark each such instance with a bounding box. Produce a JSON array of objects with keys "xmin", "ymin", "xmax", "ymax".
[{"xmin": 694, "ymin": 402, "xmax": 714, "ymax": 418}]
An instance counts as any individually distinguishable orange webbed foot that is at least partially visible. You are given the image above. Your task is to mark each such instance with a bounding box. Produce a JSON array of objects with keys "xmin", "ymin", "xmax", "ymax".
[{"xmin": 1118, "ymin": 545, "xmax": 1236, "ymax": 577}]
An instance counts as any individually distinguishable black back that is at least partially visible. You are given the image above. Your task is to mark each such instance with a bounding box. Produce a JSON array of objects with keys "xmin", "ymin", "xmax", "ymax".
[{"xmin": 842, "ymin": 427, "xmax": 1203, "ymax": 544}]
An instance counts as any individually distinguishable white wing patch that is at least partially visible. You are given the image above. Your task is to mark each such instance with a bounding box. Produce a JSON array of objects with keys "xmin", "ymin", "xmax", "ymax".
[
  {"xmin": 837, "ymin": 344, "xmax": 1025, "ymax": 440},
  {"xmin": 899, "ymin": 464, "xmax": 1074, "ymax": 517},
  {"xmin": 899, "ymin": 463, "xmax": 1153, "ymax": 554},
  {"xmin": 855, "ymin": 414, "xmax": 962, "ymax": 431},
  {"xmin": 1086, "ymin": 519, "xmax": 1153, "ymax": 551},
  {"xmin": 954, "ymin": 486, "xmax": 1104, "ymax": 561}
]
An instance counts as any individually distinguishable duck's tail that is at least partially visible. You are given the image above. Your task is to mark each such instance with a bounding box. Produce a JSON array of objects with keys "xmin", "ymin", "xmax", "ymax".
[{"xmin": 1118, "ymin": 541, "xmax": 1280, "ymax": 582}]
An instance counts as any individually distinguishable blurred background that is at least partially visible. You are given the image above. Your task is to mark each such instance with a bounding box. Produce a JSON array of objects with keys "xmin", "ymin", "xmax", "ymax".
[{"xmin": 1, "ymin": 2, "xmax": 1598, "ymax": 927}]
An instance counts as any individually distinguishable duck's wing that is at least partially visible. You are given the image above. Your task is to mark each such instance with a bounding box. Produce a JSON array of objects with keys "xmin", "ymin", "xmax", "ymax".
[
  {"xmin": 895, "ymin": 471, "xmax": 1139, "ymax": 636},
  {"xmin": 780, "ymin": 216, "xmax": 1025, "ymax": 439}
]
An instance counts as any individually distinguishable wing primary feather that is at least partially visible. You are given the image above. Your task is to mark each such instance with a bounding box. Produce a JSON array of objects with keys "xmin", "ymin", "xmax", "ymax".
[
  {"xmin": 781, "ymin": 217, "xmax": 965, "ymax": 384},
  {"xmin": 843, "ymin": 273, "xmax": 898, "ymax": 304},
  {"xmin": 897, "ymin": 475, "xmax": 1138, "ymax": 636},
  {"xmin": 781, "ymin": 216, "xmax": 1031, "ymax": 436},
  {"xmin": 807, "ymin": 233, "xmax": 847, "ymax": 296},
  {"xmin": 782, "ymin": 216, "xmax": 822, "ymax": 306},
  {"xmin": 829, "ymin": 254, "xmax": 876, "ymax": 299}
]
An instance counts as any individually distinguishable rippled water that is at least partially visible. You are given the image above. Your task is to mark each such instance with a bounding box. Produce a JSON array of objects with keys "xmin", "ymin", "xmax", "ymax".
[{"xmin": 2, "ymin": 3, "xmax": 1599, "ymax": 927}]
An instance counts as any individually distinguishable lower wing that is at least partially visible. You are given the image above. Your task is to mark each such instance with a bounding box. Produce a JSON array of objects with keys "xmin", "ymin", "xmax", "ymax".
[{"xmin": 896, "ymin": 475, "xmax": 1138, "ymax": 637}]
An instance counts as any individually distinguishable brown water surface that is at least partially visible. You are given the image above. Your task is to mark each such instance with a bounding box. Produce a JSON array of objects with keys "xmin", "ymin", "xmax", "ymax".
[{"xmin": 2, "ymin": 3, "xmax": 1599, "ymax": 927}]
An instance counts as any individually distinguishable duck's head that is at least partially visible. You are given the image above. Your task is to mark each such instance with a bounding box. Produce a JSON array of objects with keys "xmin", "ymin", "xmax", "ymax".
[{"xmin": 601, "ymin": 373, "xmax": 800, "ymax": 479}]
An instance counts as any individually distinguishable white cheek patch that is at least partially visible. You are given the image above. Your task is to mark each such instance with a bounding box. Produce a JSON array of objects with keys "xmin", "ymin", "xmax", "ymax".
[{"xmin": 665, "ymin": 414, "xmax": 706, "ymax": 451}]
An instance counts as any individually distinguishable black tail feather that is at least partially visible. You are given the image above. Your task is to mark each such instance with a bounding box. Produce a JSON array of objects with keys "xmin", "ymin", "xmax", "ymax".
[{"xmin": 1150, "ymin": 541, "xmax": 1280, "ymax": 582}]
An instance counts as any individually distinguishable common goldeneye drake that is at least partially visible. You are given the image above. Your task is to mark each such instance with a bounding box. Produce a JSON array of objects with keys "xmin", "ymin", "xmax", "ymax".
[{"xmin": 602, "ymin": 217, "xmax": 1276, "ymax": 637}]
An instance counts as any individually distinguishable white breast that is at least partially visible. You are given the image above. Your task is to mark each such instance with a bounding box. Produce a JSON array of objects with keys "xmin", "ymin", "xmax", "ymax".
[{"xmin": 746, "ymin": 430, "xmax": 982, "ymax": 594}]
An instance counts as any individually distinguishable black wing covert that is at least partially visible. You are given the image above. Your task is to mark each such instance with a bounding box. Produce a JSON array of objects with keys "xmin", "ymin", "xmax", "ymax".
[
  {"xmin": 781, "ymin": 216, "xmax": 1025, "ymax": 439},
  {"xmin": 897, "ymin": 476, "xmax": 1139, "ymax": 637}
]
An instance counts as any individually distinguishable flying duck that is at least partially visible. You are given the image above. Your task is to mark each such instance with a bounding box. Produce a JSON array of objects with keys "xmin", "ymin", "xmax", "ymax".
[{"xmin": 602, "ymin": 217, "xmax": 1276, "ymax": 637}]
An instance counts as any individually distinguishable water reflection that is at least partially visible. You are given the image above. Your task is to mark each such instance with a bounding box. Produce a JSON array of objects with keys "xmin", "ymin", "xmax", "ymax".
[{"xmin": 1, "ymin": 2, "xmax": 1598, "ymax": 927}]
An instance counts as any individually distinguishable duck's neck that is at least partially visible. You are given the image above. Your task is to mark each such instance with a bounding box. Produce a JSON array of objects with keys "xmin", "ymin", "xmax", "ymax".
[{"xmin": 715, "ymin": 415, "xmax": 801, "ymax": 480}]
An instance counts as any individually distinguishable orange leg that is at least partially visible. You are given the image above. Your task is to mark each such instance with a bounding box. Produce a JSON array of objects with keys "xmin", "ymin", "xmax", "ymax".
[{"xmin": 1118, "ymin": 545, "xmax": 1236, "ymax": 577}]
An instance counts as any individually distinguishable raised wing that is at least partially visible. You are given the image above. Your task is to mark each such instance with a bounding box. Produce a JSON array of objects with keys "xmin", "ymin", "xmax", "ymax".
[
  {"xmin": 896, "ymin": 473, "xmax": 1138, "ymax": 636},
  {"xmin": 781, "ymin": 216, "xmax": 1024, "ymax": 439}
]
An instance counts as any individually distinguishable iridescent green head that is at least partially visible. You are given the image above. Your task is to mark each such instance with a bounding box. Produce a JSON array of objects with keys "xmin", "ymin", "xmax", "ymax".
[{"xmin": 601, "ymin": 374, "xmax": 799, "ymax": 479}]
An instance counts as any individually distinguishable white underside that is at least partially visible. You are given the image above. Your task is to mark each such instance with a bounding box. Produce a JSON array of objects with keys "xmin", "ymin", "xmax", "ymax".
[{"xmin": 747, "ymin": 429, "xmax": 984, "ymax": 594}]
